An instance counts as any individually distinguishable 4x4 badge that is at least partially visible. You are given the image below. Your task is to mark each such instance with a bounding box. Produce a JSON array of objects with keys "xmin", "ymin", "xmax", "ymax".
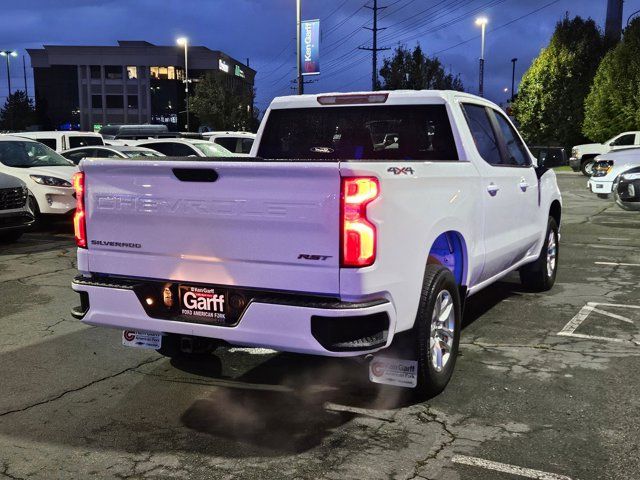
[{"xmin": 388, "ymin": 166, "xmax": 415, "ymax": 176}]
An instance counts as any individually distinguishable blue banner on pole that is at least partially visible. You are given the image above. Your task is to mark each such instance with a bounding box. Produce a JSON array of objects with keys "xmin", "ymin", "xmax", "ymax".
[{"xmin": 301, "ymin": 19, "xmax": 320, "ymax": 76}]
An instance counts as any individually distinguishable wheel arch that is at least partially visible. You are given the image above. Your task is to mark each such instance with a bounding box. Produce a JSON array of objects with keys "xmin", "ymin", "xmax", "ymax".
[
  {"xmin": 549, "ymin": 199, "xmax": 561, "ymax": 227},
  {"xmin": 427, "ymin": 231, "xmax": 468, "ymax": 287}
]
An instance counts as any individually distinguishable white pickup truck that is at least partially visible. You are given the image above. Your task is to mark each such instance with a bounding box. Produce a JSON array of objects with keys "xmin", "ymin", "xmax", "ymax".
[
  {"xmin": 71, "ymin": 91, "xmax": 562, "ymax": 398},
  {"xmin": 570, "ymin": 131, "xmax": 640, "ymax": 176}
]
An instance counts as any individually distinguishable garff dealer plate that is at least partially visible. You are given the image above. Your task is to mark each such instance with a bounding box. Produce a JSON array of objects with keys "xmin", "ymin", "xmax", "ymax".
[{"xmin": 179, "ymin": 285, "xmax": 227, "ymax": 324}]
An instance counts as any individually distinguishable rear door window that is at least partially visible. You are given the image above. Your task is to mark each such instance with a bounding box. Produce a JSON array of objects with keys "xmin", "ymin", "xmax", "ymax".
[
  {"xmin": 492, "ymin": 111, "xmax": 532, "ymax": 167},
  {"xmin": 214, "ymin": 137, "xmax": 238, "ymax": 152},
  {"xmin": 140, "ymin": 143, "xmax": 174, "ymax": 156},
  {"xmin": 461, "ymin": 104, "xmax": 503, "ymax": 166},
  {"xmin": 68, "ymin": 136, "xmax": 104, "ymax": 148},
  {"xmin": 258, "ymin": 105, "xmax": 458, "ymax": 160}
]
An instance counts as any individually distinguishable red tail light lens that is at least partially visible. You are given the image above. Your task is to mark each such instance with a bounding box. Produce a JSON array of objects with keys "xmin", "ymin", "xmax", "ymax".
[
  {"xmin": 341, "ymin": 177, "xmax": 379, "ymax": 267},
  {"xmin": 72, "ymin": 172, "xmax": 87, "ymax": 248}
]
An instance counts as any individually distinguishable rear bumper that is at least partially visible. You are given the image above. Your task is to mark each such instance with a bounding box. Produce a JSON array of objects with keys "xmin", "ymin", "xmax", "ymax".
[{"xmin": 71, "ymin": 277, "xmax": 397, "ymax": 357}]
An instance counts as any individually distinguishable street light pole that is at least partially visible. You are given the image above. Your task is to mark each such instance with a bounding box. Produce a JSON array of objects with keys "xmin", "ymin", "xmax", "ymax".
[
  {"xmin": 296, "ymin": 0, "xmax": 303, "ymax": 95},
  {"xmin": 177, "ymin": 37, "xmax": 190, "ymax": 131},
  {"xmin": 0, "ymin": 50, "xmax": 17, "ymax": 96},
  {"xmin": 510, "ymin": 58, "xmax": 518, "ymax": 101},
  {"xmin": 475, "ymin": 18, "xmax": 488, "ymax": 97}
]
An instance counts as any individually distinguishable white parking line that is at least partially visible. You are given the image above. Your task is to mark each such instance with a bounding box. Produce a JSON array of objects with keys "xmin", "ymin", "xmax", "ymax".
[
  {"xmin": 595, "ymin": 262, "xmax": 640, "ymax": 267},
  {"xmin": 557, "ymin": 302, "xmax": 640, "ymax": 345},
  {"xmin": 452, "ymin": 455, "xmax": 572, "ymax": 480}
]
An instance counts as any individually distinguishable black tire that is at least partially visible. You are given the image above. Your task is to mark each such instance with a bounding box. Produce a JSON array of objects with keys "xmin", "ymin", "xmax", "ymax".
[
  {"xmin": 581, "ymin": 158, "xmax": 595, "ymax": 176},
  {"xmin": 0, "ymin": 231, "xmax": 24, "ymax": 243},
  {"xmin": 412, "ymin": 265, "xmax": 462, "ymax": 400},
  {"xmin": 519, "ymin": 217, "xmax": 559, "ymax": 292}
]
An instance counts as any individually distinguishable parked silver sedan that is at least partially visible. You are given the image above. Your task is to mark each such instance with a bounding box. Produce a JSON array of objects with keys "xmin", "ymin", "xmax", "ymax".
[{"xmin": 61, "ymin": 145, "xmax": 164, "ymax": 164}]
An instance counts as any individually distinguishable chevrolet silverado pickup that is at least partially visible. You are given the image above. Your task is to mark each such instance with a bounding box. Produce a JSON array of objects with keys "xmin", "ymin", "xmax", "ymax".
[{"xmin": 71, "ymin": 91, "xmax": 562, "ymax": 397}]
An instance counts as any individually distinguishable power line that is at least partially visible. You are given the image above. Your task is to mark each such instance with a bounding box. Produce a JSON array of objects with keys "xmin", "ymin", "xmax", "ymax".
[{"xmin": 432, "ymin": 0, "xmax": 561, "ymax": 55}]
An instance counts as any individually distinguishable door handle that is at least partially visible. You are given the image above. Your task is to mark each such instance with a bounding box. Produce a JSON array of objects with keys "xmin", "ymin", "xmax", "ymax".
[
  {"xmin": 487, "ymin": 183, "xmax": 500, "ymax": 196},
  {"xmin": 519, "ymin": 178, "xmax": 529, "ymax": 192}
]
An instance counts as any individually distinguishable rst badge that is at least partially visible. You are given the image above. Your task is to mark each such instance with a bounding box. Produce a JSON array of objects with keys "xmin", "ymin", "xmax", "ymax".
[{"xmin": 179, "ymin": 285, "xmax": 226, "ymax": 323}]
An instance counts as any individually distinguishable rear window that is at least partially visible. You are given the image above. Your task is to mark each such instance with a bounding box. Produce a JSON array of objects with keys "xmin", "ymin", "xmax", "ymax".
[
  {"xmin": 257, "ymin": 105, "xmax": 458, "ymax": 161},
  {"xmin": 68, "ymin": 136, "xmax": 104, "ymax": 148},
  {"xmin": 214, "ymin": 137, "xmax": 238, "ymax": 152}
]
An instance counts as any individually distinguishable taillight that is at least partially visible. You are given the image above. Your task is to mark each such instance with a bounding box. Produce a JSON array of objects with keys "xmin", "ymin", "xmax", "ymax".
[
  {"xmin": 72, "ymin": 172, "xmax": 87, "ymax": 248},
  {"xmin": 341, "ymin": 177, "xmax": 379, "ymax": 267}
]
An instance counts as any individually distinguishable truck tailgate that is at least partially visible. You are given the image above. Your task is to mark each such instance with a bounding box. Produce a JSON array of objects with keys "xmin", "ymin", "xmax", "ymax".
[{"xmin": 81, "ymin": 159, "xmax": 340, "ymax": 295}]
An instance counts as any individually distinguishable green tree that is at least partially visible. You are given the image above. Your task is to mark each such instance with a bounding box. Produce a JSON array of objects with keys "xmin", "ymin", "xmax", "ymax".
[
  {"xmin": 190, "ymin": 74, "xmax": 257, "ymax": 131},
  {"xmin": 379, "ymin": 44, "xmax": 463, "ymax": 91},
  {"xmin": 512, "ymin": 16, "xmax": 604, "ymax": 148},
  {"xmin": 583, "ymin": 18, "xmax": 640, "ymax": 142},
  {"xmin": 0, "ymin": 90, "xmax": 35, "ymax": 131}
]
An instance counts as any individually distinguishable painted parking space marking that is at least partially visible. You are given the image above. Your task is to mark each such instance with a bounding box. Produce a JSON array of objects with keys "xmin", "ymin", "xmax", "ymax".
[
  {"xmin": 452, "ymin": 455, "xmax": 572, "ymax": 480},
  {"xmin": 595, "ymin": 262, "xmax": 640, "ymax": 267},
  {"xmin": 558, "ymin": 302, "xmax": 640, "ymax": 345}
]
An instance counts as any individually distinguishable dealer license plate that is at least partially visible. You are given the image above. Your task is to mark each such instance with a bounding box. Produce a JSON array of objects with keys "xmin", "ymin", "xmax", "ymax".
[{"xmin": 179, "ymin": 284, "xmax": 228, "ymax": 324}]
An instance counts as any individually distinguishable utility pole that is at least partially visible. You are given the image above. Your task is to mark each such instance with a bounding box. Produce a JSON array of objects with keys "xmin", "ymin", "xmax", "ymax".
[
  {"xmin": 359, "ymin": 0, "xmax": 390, "ymax": 91},
  {"xmin": 22, "ymin": 55, "xmax": 28, "ymax": 97},
  {"xmin": 605, "ymin": 0, "xmax": 624, "ymax": 48},
  {"xmin": 296, "ymin": 0, "xmax": 303, "ymax": 95},
  {"xmin": 510, "ymin": 58, "xmax": 518, "ymax": 101}
]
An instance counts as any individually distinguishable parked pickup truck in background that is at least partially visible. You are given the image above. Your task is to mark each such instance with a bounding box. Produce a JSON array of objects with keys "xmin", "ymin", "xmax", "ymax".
[
  {"xmin": 71, "ymin": 90, "xmax": 562, "ymax": 398},
  {"xmin": 570, "ymin": 131, "xmax": 640, "ymax": 176}
]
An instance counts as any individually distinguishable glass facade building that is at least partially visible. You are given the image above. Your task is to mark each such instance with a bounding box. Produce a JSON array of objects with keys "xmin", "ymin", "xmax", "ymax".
[{"xmin": 28, "ymin": 41, "xmax": 255, "ymax": 131}]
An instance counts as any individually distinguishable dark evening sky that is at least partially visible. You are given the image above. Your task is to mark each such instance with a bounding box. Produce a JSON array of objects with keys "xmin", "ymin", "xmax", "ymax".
[{"xmin": 1, "ymin": 0, "xmax": 639, "ymax": 115}]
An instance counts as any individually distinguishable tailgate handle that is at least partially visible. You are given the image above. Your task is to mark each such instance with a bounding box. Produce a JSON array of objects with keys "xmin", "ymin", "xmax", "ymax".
[{"xmin": 172, "ymin": 168, "xmax": 219, "ymax": 182}]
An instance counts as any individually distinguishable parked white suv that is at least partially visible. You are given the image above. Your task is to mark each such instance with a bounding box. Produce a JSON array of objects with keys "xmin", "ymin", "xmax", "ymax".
[
  {"xmin": 17, "ymin": 131, "xmax": 104, "ymax": 152},
  {"xmin": 0, "ymin": 136, "xmax": 77, "ymax": 219},
  {"xmin": 71, "ymin": 91, "xmax": 562, "ymax": 397},
  {"xmin": 570, "ymin": 131, "xmax": 640, "ymax": 176}
]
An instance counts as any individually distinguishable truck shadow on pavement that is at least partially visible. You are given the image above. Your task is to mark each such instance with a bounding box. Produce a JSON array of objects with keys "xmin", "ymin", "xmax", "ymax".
[{"xmin": 174, "ymin": 279, "xmax": 527, "ymax": 454}]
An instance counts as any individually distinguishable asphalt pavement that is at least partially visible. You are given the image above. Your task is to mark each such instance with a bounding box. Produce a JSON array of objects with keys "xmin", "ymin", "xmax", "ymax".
[{"xmin": 0, "ymin": 172, "xmax": 638, "ymax": 480}]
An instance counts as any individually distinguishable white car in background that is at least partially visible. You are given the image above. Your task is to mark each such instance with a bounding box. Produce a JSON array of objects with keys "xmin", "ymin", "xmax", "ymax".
[
  {"xmin": 588, "ymin": 148, "xmax": 640, "ymax": 199},
  {"xmin": 61, "ymin": 145, "xmax": 164, "ymax": 164},
  {"xmin": 16, "ymin": 131, "xmax": 104, "ymax": 152},
  {"xmin": 0, "ymin": 136, "xmax": 77, "ymax": 219},
  {"xmin": 201, "ymin": 131, "xmax": 255, "ymax": 156},
  {"xmin": 136, "ymin": 138, "xmax": 235, "ymax": 157}
]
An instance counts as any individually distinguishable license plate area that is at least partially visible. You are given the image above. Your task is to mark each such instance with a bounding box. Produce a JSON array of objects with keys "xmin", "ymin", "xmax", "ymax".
[
  {"xmin": 179, "ymin": 285, "xmax": 228, "ymax": 324},
  {"xmin": 132, "ymin": 281, "xmax": 249, "ymax": 327}
]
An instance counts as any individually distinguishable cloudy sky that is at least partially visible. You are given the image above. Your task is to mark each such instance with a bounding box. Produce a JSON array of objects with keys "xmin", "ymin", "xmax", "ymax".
[{"xmin": 1, "ymin": 0, "xmax": 639, "ymax": 114}]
